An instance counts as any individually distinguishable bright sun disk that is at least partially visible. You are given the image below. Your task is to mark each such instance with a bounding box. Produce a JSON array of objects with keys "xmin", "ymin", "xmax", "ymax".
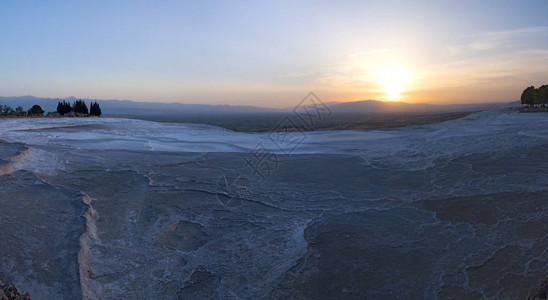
[{"xmin": 378, "ymin": 67, "xmax": 412, "ymax": 100}]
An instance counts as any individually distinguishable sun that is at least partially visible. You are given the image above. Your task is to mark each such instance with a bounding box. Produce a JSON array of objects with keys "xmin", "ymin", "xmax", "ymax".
[{"xmin": 378, "ymin": 67, "xmax": 412, "ymax": 100}]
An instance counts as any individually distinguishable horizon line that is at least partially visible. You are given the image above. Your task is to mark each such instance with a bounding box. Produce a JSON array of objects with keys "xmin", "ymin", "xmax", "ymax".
[{"xmin": 0, "ymin": 94, "xmax": 519, "ymax": 109}]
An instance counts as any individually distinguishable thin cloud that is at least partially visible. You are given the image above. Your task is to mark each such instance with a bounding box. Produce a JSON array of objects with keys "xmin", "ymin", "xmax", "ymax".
[
  {"xmin": 468, "ymin": 26, "xmax": 548, "ymax": 50},
  {"xmin": 447, "ymin": 26, "xmax": 548, "ymax": 55}
]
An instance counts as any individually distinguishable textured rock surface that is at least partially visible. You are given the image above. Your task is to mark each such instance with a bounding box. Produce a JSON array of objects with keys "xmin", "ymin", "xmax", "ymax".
[
  {"xmin": 0, "ymin": 111, "xmax": 546, "ymax": 299},
  {"xmin": 527, "ymin": 275, "xmax": 548, "ymax": 300},
  {"xmin": 0, "ymin": 142, "xmax": 31, "ymax": 176},
  {"xmin": 0, "ymin": 280, "xmax": 31, "ymax": 300},
  {"xmin": 0, "ymin": 170, "xmax": 86, "ymax": 299}
]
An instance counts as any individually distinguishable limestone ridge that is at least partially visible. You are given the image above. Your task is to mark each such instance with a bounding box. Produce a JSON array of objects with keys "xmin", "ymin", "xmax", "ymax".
[
  {"xmin": 78, "ymin": 193, "xmax": 101, "ymax": 300},
  {"xmin": 0, "ymin": 142, "xmax": 32, "ymax": 176}
]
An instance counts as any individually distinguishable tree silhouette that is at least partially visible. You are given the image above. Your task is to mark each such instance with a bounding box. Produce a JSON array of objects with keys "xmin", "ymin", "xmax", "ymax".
[
  {"xmin": 15, "ymin": 106, "xmax": 25, "ymax": 116},
  {"xmin": 57, "ymin": 100, "xmax": 72, "ymax": 115},
  {"xmin": 521, "ymin": 86, "xmax": 535, "ymax": 107},
  {"xmin": 89, "ymin": 102, "xmax": 102, "ymax": 116},
  {"xmin": 1, "ymin": 105, "xmax": 15, "ymax": 116},
  {"xmin": 534, "ymin": 85, "xmax": 548, "ymax": 107},
  {"xmin": 72, "ymin": 99, "xmax": 88, "ymax": 114},
  {"xmin": 28, "ymin": 105, "xmax": 44, "ymax": 116}
]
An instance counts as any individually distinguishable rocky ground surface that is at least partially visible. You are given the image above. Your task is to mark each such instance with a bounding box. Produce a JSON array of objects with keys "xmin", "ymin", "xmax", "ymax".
[
  {"xmin": 527, "ymin": 275, "xmax": 548, "ymax": 300},
  {"xmin": 0, "ymin": 111, "xmax": 546, "ymax": 299},
  {"xmin": 0, "ymin": 280, "xmax": 31, "ymax": 300}
]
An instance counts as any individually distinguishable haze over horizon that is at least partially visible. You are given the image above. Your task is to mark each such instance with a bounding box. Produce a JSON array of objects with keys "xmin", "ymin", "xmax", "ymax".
[{"xmin": 1, "ymin": 0, "xmax": 547, "ymax": 108}]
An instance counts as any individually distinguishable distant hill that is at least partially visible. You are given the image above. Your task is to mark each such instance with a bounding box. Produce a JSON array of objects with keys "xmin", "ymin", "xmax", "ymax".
[
  {"xmin": 325, "ymin": 99, "xmax": 520, "ymax": 114},
  {"xmin": 0, "ymin": 96, "xmax": 283, "ymax": 116},
  {"xmin": 0, "ymin": 96, "xmax": 519, "ymax": 117}
]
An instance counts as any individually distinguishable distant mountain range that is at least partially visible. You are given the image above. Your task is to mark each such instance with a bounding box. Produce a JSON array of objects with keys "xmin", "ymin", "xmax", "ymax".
[
  {"xmin": 0, "ymin": 96, "xmax": 282, "ymax": 116},
  {"xmin": 0, "ymin": 95, "xmax": 520, "ymax": 117},
  {"xmin": 325, "ymin": 99, "xmax": 520, "ymax": 114}
]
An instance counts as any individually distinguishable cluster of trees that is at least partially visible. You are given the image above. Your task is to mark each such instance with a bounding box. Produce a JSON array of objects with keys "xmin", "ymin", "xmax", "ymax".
[
  {"xmin": 89, "ymin": 102, "xmax": 102, "ymax": 116},
  {"xmin": 56, "ymin": 101, "xmax": 72, "ymax": 115},
  {"xmin": 0, "ymin": 99, "xmax": 103, "ymax": 118},
  {"xmin": 56, "ymin": 100, "xmax": 102, "ymax": 116},
  {"xmin": 0, "ymin": 104, "xmax": 44, "ymax": 117},
  {"xmin": 521, "ymin": 85, "xmax": 548, "ymax": 107},
  {"xmin": 0, "ymin": 105, "xmax": 25, "ymax": 117},
  {"xmin": 72, "ymin": 99, "xmax": 89, "ymax": 114}
]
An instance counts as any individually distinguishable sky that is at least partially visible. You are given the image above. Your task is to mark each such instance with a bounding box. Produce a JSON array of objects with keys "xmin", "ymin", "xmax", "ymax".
[{"xmin": 1, "ymin": 0, "xmax": 547, "ymax": 107}]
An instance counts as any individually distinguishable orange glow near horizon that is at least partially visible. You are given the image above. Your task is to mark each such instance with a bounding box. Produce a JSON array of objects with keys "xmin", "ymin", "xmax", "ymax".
[{"xmin": 377, "ymin": 67, "xmax": 413, "ymax": 100}]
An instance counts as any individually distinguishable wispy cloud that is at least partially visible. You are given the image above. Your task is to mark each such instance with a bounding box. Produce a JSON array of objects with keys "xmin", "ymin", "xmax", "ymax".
[{"xmin": 467, "ymin": 26, "xmax": 548, "ymax": 51}]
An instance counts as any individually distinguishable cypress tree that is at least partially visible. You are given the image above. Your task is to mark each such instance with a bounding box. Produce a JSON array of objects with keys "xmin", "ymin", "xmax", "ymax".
[
  {"xmin": 72, "ymin": 99, "xmax": 89, "ymax": 114},
  {"xmin": 57, "ymin": 100, "xmax": 72, "ymax": 115},
  {"xmin": 90, "ymin": 102, "xmax": 102, "ymax": 116},
  {"xmin": 95, "ymin": 102, "xmax": 101, "ymax": 116}
]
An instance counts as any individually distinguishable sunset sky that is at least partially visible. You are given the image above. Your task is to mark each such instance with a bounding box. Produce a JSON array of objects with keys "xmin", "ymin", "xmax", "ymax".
[{"xmin": 1, "ymin": 0, "xmax": 547, "ymax": 107}]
